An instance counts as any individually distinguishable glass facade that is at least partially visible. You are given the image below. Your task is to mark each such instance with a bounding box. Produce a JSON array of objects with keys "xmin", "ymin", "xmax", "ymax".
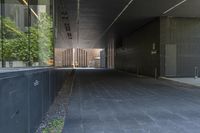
[
  {"xmin": 0, "ymin": 0, "xmax": 53, "ymax": 68},
  {"xmin": 0, "ymin": 0, "xmax": 2, "ymax": 68}
]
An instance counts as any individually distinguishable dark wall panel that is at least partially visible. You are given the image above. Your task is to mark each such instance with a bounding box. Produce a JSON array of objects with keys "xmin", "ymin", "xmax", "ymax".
[
  {"xmin": 29, "ymin": 73, "xmax": 43, "ymax": 133},
  {"xmin": 0, "ymin": 68, "xmax": 70, "ymax": 133},
  {"xmin": 160, "ymin": 17, "xmax": 200, "ymax": 77},
  {"xmin": 115, "ymin": 19, "xmax": 160, "ymax": 77},
  {"xmin": 0, "ymin": 76, "xmax": 29, "ymax": 133}
]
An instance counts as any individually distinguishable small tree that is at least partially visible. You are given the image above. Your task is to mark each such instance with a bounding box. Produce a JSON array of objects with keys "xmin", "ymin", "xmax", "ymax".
[
  {"xmin": 37, "ymin": 13, "xmax": 53, "ymax": 65},
  {"xmin": 0, "ymin": 13, "xmax": 53, "ymax": 66},
  {"xmin": 1, "ymin": 17, "xmax": 26, "ymax": 63}
]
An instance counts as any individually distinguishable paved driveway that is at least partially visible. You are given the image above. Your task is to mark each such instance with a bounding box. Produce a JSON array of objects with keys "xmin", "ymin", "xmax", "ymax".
[{"xmin": 63, "ymin": 69, "xmax": 200, "ymax": 133}]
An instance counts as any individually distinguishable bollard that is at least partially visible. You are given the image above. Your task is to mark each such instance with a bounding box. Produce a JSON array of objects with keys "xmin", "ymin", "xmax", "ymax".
[{"xmin": 195, "ymin": 66, "xmax": 199, "ymax": 79}]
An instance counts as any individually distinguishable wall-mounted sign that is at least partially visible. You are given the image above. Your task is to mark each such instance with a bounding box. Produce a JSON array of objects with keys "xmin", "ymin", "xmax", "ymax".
[
  {"xmin": 151, "ymin": 43, "xmax": 157, "ymax": 55},
  {"xmin": 151, "ymin": 50, "xmax": 157, "ymax": 55}
]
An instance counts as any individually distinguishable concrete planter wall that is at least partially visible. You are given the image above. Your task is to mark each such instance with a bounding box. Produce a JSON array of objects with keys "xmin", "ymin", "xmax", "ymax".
[{"xmin": 0, "ymin": 68, "xmax": 70, "ymax": 133}]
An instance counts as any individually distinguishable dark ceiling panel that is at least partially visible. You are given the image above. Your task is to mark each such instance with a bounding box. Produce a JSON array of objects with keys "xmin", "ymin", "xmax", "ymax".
[
  {"xmin": 57, "ymin": 0, "xmax": 200, "ymax": 48},
  {"xmin": 167, "ymin": 0, "xmax": 200, "ymax": 17},
  {"xmin": 111, "ymin": 0, "xmax": 188, "ymax": 36},
  {"xmin": 55, "ymin": 0, "xmax": 77, "ymax": 48},
  {"xmin": 78, "ymin": 0, "xmax": 131, "ymax": 48}
]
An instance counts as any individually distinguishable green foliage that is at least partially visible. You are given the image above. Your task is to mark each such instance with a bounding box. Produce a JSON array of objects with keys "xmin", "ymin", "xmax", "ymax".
[
  {"xmin": 0, "ymin": 13, "xmax": 53, "ymax": 66},
  {"xmin": 1, "ymin": 17, "xmax": 23, "ymax": 39},
  {"xmin": 37, "ymin": 13, "xmax": 53, "ymax": 65},
  {"xmin": 42, "ymin": 119, "xmax": 64, "ymax": 133}
]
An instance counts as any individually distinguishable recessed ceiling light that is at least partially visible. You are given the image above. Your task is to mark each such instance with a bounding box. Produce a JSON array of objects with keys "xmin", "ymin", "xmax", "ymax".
[
  {"xmin": 22, "ymin": 0, "xmax": 28, "ymax": 5},
  {"xmin": 163, "ymin": 0, "xmax": 187, "ymax": 14},
  {"xmin": 21, "ymin": 0, "xmax": 39, "ymax": 19}
]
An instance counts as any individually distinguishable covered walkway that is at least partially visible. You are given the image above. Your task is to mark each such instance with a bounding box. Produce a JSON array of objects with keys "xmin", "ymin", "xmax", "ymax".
[
  {"xmin": 63, "ymin": 69, "xmax": 200, "ymax": 133},
  {"xmin": 1, "ymin": 0, "xmax": 200, "ymax": 132}
]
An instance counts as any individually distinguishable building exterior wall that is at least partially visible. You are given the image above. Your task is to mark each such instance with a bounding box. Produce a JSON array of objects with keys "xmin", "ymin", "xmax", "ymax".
[
  {"xmin": 74, "ymin": 48, "xmax": 88, "ymax": 67},
  {"xmin": 160, "ymin": 17, "xmax": 200, "ymax": 77},
  {"xmin": 0, "ymin": 68, "xmax": 70, "ymax": 133},
  {"xmin": 115, "ymin": 19, "xmax": 160, "ymax": 77},
  {"xmin": 115, "ymin": 17, "xmax": 200, "ymax": 77},
  {"xmin": 86, "ymin": 49, "xmax": 101, "ymax": 68}
]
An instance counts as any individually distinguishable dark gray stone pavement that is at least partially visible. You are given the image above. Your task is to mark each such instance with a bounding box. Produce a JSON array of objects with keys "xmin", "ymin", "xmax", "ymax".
[{"xmin": 63, "ymin": 69, "xmax": 200, "ymax": 133}]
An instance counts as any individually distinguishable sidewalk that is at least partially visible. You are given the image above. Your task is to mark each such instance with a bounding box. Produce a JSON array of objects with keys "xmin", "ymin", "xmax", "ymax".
[{"xmin": 161, "ymin": 77, "xmax": 200, "ymax": 87}]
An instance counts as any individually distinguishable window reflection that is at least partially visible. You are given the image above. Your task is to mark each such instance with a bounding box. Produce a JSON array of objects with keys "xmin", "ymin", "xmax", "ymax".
[
  {"xmin": 30, "ymin": 0, "xmax": 53, "ymax": 66},
  {"xmin": 0, "ymin": 0, "xmax": 53, "ymax": 68},
  {"xmin": 3, "ymin": 0, "xmax": 28, "ymax": 67}
]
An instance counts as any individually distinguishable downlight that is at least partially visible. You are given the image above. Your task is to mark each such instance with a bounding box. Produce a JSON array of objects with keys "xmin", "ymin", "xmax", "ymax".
[{"xmin": 163, "ymin": 0, "xmax": 187, "ymax": 14}]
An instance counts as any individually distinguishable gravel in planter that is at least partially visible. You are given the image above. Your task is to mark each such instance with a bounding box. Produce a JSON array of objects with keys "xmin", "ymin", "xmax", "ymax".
[{"xmin": 36, "ymin": 70, "xmax": 75, "ymax": 133}]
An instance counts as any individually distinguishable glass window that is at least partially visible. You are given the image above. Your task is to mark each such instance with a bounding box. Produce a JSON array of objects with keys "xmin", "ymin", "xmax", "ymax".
[
  {"xmin": 2, "ymin": 0, "xmax": 29, "ymax": 67},
  {"xmin": 0, "ymin": 0, "xmax": 53, "ymax": 68},
  {"xmin": 29, "ymin": 0, "xmax": 53, "ymax": 67}
]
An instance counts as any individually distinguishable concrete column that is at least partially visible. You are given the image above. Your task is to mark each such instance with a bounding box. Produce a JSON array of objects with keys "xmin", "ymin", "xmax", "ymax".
[
  {"xmin": 80, "ymin": 49, "xmax": 83, "ymax": 67},
  {"xmin": 79, "ymin": 49, "xmax": 81, "ymax": 67},
  {"xmin": 110, "ymin": 41, "xmax": 113, "ymax": 68},
  {"xmin": 66, "ymin": 49, "xmax": 69, "ymax": 66},
  {"xmin": 66, "ymin": 50, "xmax": 68, "ymax": 67},
  {"xmin": 83, "ymin": 50, "xmax": 85, "ymax": 67},
  {"xmin": 70, "ymin": 48, "xmax": 73, "ymax": 66},
  {"xmin": 82, "ymin": 49, "xmax": 84, "ymax": 67},
  {"xmin": 67, "ymin": 49, "xmax": 70, "ymax": 67},
  {"xmin": 76, "ymin": 48, "xmax": 78, "ymax": 66},
  {"xmin": 111, "ymin": 44, "xmax": 112, "ymax": 68},
  {"xmin": 78, "ymin": 48, "xmax": 81, "ymax": 67},
  {"xmin": 84, "ymin": 50, "xmax": 86, "ymax": 67},
  {"xmin": 68, "ymin": 49, "xmax": 69, "ymax": 67},
  {"xmin": 77, "ymin": 48, "xmax": 79, "ymax": 67},
  {"xmin": 64, "ymin": 49, "xmax": 66, "ymax": 67},
  {"xmin": 68, "ymin": 49, "xmax": 70, "ymax": 67},
  {"xmin": 85, "ymin": 50, "xmax": 87, "ymax": 67},
  {"xmin": 108, "ymin": 43, "xmax": 111, "ymax": 68},
  {"xmin": 69, "ymin": 49, "xmax": 72, "ymax": 67},
  {"xmin": 111, "ymin": 41, "xmax": 115, "ymax": 69},
  {"xmin": 69, "ymin": 49, "xmax": 72, "ymax": 66},
  {"xmin": 107, "ymin": 47, "xmax": 109, "ymax": 68},
  {"xmin": 85, "ymin": 51, "xmax": 88, "ymax": 67},
  {"xmin": 109, "ymin": 43, "xmax": 112, "ymax": 68},
  {"xmin": 107, "ymin": 46, "xmax": 109, "ymax": 68},
  {"xmin": 62, "ymin": 50, "xmax": 65, "ymax": 67},
  {"xmin": 109, "ymin": 44, "xmax": 111, "ymax": 68}
]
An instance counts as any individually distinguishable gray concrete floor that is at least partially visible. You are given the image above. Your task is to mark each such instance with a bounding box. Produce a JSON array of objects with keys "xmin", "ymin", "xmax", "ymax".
[{"xmin": 63, "ymin": 69, "xmax": 200, "ymax": 133}]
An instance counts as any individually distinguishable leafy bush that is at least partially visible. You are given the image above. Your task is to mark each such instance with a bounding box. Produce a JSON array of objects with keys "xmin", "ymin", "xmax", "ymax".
[
  {"xmin": 42, "ymin": 119, "xmax": 64, "ymax": 133},
  {"xmin": 0, "ymin": 13, "xmax": 53, "ymax": 66}
]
